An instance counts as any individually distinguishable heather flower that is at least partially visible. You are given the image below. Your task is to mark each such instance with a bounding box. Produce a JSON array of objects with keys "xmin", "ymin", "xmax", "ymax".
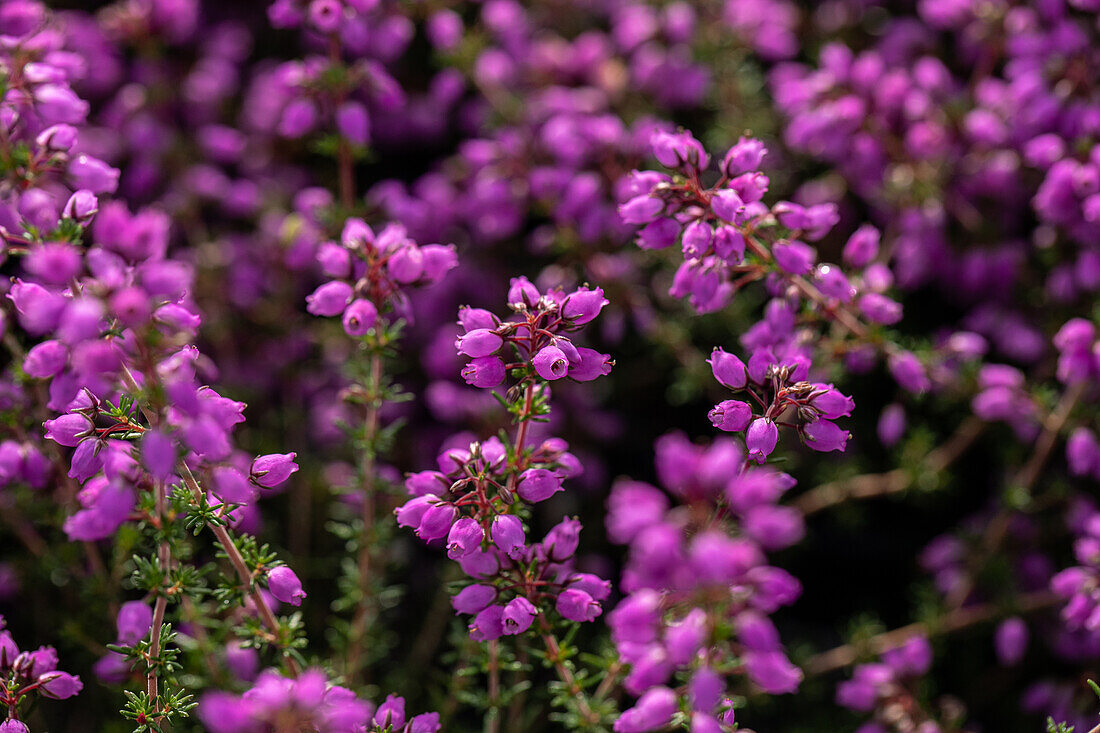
[
  {"xmin": 614, "ymin": 686, "xmax": 676, "ymax": 732},
  {"xmin": 561, "ymin": 287, "xmax": 609, "ymax": 324},
  {"xmin": 462, "ymin": 356, "xmax": 506, "ymax": 388},
  {"xmin": 374, "ymin": 694, "xmax": 406, "ymax": 729},
  {"xmin": 342, "ymin": 300, "xmax": 378, "ymax": 336},
  {"xmin": 250, "ymin": 453, "xmax": 299, "ymax": 488},
  {"xmin": 708, "ymin": 348, "xmax": 747, "ymax": 390},
  {"xmin": 532, "ymin": 345, "xmax": 569, "ymax": 380},
  {"xmin": 995, "ymin": 617, "xmax": 1028, "ymax": 666},
  {"xmin": 446, "ymin": 517, "xmax": 484, "ymax": 560},
  {"xmin": 116, "ymin": 601, "xmax": 153, "ymax": 645},
  {"xmin": 557, "ymin": 588, "xmax": 601, "ymax": 622},
  {"xmin": 708, "ymin": 400, "xmax": 752, "ymax": 432},
  {"xmin": 38, "ymin": 671, "xmax": 82, "ymax": 699},
  {"xmin": 746, "ymin": 418, "xmax": 778, "ymax": 464},
  {"xmin": 502, "ymin": 597, "xmax": 537, "ymax": 634},
  {"xmin": 267, "ymin": 566, "xmax": 306, "ymax": 607},
  {"xmin": 457, "ymin": 329, "xmax": 504, "ymax": 357},
  {"xmin": 889, "ymin": 351, "xmax": 930, "ymax": 394},
  {"xmin": 305, "ymin": 281, "xmax": 353, "ymax": 317},
  {"xmin": 416, "ymin": 503, "xmax": 456, "ymax": 541},
  {"xmin": 469, "ymin": 605, "xmax": 505, "ymax": 641},
  {"xmin": 452, "ymin": 585, "xmax": 496, "ymax": 615},
  {"xmin": 517, "ymin": 468, "xmax": 563, "ymax": 503},
  {"xmin": 490, "ymin": 515, "xmax": 525, "ymax": 559}
]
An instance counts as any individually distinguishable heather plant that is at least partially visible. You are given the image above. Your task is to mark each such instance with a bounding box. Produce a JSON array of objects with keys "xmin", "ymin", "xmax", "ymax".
[{"xmin": 0, "ymin": 0, "xmax": 1097, "ymax": 732}]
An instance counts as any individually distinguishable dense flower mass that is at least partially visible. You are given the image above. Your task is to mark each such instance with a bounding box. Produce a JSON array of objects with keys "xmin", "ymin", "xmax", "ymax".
[{"xmin": 0, "ymin": 0, "xmax": 1096, "ymax": 731}]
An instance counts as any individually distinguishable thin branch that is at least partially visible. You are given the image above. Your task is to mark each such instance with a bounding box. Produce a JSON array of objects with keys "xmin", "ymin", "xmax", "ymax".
[
  {"xmin": 347, "ymin": 350, "xmax": 384, "ymax": 681},
  {"xmin": 803, "ymin": 590, "xmax": 1058, "ymax": 676},
  {"xmin": 794, "ymin": 416, "xmax": 984, "ymax": 516},
  {"xmin": 944, "ymin": 382, "xmax": 1086, "ymax": 610}
]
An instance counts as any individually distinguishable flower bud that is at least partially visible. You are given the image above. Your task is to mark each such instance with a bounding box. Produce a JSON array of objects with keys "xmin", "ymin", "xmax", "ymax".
[
  {"xmin": 63, "ymin": 189, "xmax": 98, "ymax": 224},
  {"xmin": 267, "ymin": 566, "xmax": 306, "ymax": 606},
  {"xmin": 416, "ymin": 502, "xmax": 456, "ymax": 541},
  {"xmin": 452, "ymin": 584, "xmax": 496, "ymax": 615},
  {"xmin": 38, "ymin": 671, "xmax": 83, "ymax": 699},
  {"xmin": 250, "ymin": 453, "xmax": 299, "ymax": 488},
  {"xmin": 746, "ymin": 418, "xmax": 778, "ymax": 464},
  {"xmin": 305, "ymin": 281, "xmax": 352, "ymax": 317},
  {"xmin": 708, "ymin": 400, "xmax": 752, "ymax": 432},
  {"xmin": 707, "ymin": 348, "xmax": 747, "ymax": 390},
  {"xmin": 561, "ymin": 287, "xmax": 609, "ymax": 324},
  {"xmin": 491, "ymin": 515, "xmax": 525, "ymax": 559},
  {"xmin": 456, "ymin": 329, "xmax": 503, "ymax": 357}
]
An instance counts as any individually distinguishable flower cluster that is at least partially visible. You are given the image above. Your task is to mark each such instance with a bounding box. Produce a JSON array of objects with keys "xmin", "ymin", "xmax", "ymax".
[
  {"xmin": 199, "ymin": 668, "xmax": 439, "ymax": 733},
  {"xmin": 305, "ymin": 218, "xmax": 457, "ymax": 334},
  {"xmin": 835, "ymin": 636, "xmax": 938, "ymax": 732},
  {"xmin": 0, "ymin": 619, "xmax": 82, "ymax": 731},
  {"xmin": 456, "ymin": 277, "xmax": 612, "ymax": 389},
  {"xmin": 396, "ymin": 282, "xmax": 614, "ymax": 642},
  {"xmin": 707, "ymin": 344, "xmax": 853, "ymax": 460},
  {"xmin": 606, "ymin": 432, "xmax": 804, "ymax": 731}
]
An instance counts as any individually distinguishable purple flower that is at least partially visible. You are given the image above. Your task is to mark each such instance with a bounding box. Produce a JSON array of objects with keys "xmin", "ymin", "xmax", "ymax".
[
  {"xmin": 541, "ymin": 517, "xmax": 581, "ymax": 562},
  {"xmin": 501, "ymin": 597, "xmax": 537, "ymax": 634},
  {"xmin": 994, "ymin": 617, "xmax": 1027, "ymax": 666},
  {"xmin": 859, "ymin": 293, "xmax": 903, "ymax": 325},
  {"xmin": 802, "ymin": 419, "xmax": 850, "ymax": 452},
  {"xmin": 711, "ymin": 189, "xmax": 743, "ymax": 223},
  {"xmin": 23, "ymin": 340, "xmax": 67, "ymax": 378},
  {"xmin": 709, "ymin": 400, "xmax": 752, "ymax": 432},
  {"xmin": 562, "ymin": 287, "xmax": 609, "ymax": 324},
  {"xmin": 721, "ymin": 136, "xmax": 767, "ymax": 176},
  {"xmin": 305, "ymin": 281, "xmax": 353, "ymax": 317},
  {"xmin": 342, "ymin": 299, "xmax": 378, "ymax": 336},
  {"xmin": 843, "ymin": 225, "xmax": 880, "ymax": 269},
  {"xmin": 469, "ymin": 604, "xmax": 505, "ymax": 641},
  {"xmin": 116, "ymin": 601, "xmax": 153, "ymax": 645},
  {"xmin": 517, "ymin": 468, "xmax": 563, "ymax": 503},
  {"xmin": 68, "ymin": 438, "xmax": 105, "ymax": 482},
  {"xmin": 491, "ymin": 515, "xmax": 525, "ymax": 559},
  {"xmin": 369, "ymin": 694, "xmax": 403, "ymax": 729},
  {"xmin": 566, "ymin": 348, "xmax": 613, "ymax": 382},
  {"xmin": 619, "ymin": 195, "xmax": 664, "ymax": 224},
  {"xmin": 446, "ymin": 517, "xmax": 484, "ymax": 559},
  {"xmin": 44, "ymin": 414, "xmax": 91, "ymax": 447},
  {"xmin": 556, "ymin": 589, "xmax": 601, "ymax": 622},
  {"xmin": 532, "ymin": 345, "xmax": 570, "ymax": 380},
  {"xmin": 212, "ymin": 467, "xmax": 254, "ymax": 505},
  {"xmin": 614, "ymin": 686, "xmax": 676, "ymax": 732},
  {"xmin": 452, "ymin": 585, "xmax": 496, "ymax": 615},
  {"xmin": 267, "ymin": 566, "xmax": 306, "ymax": 607},
  {"xmin": 462, "ymin": 356, "xmax": 507, "ymax": 388},
  {"xmin": 456, "ymin": 329, "xmax": 503, "ymax": 357},
  {"xmin": 38, "ymin": 671, "xmax": 83, "ymax": 699},
  {"xmin": 708, "ymin": 348, "xmax": 747, "ymax": 390},
  {"xmin": 416, "ymin": 503, "xmax": 456, "ymax": 541},
  {"xmin": 743, "ymin": 650, "xmax": 801, "ymax": 694},
  {"xmin": 772, "ymin": 240, "xmax": 815, "ymax": 275},
  {"xmin": 746, "ymin": 418, "xmax": 778, "ymax": 464},
  {"xmin": 506, "ymin": 277, "xmax": 540, "ymax": 308},
  {"xmin": 888, "ymin": 351, "xmax": 930, "ymax": 394},
  {"xmin": 250, "ymin": 453, "xmax": 299, "ymax": 488}
]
